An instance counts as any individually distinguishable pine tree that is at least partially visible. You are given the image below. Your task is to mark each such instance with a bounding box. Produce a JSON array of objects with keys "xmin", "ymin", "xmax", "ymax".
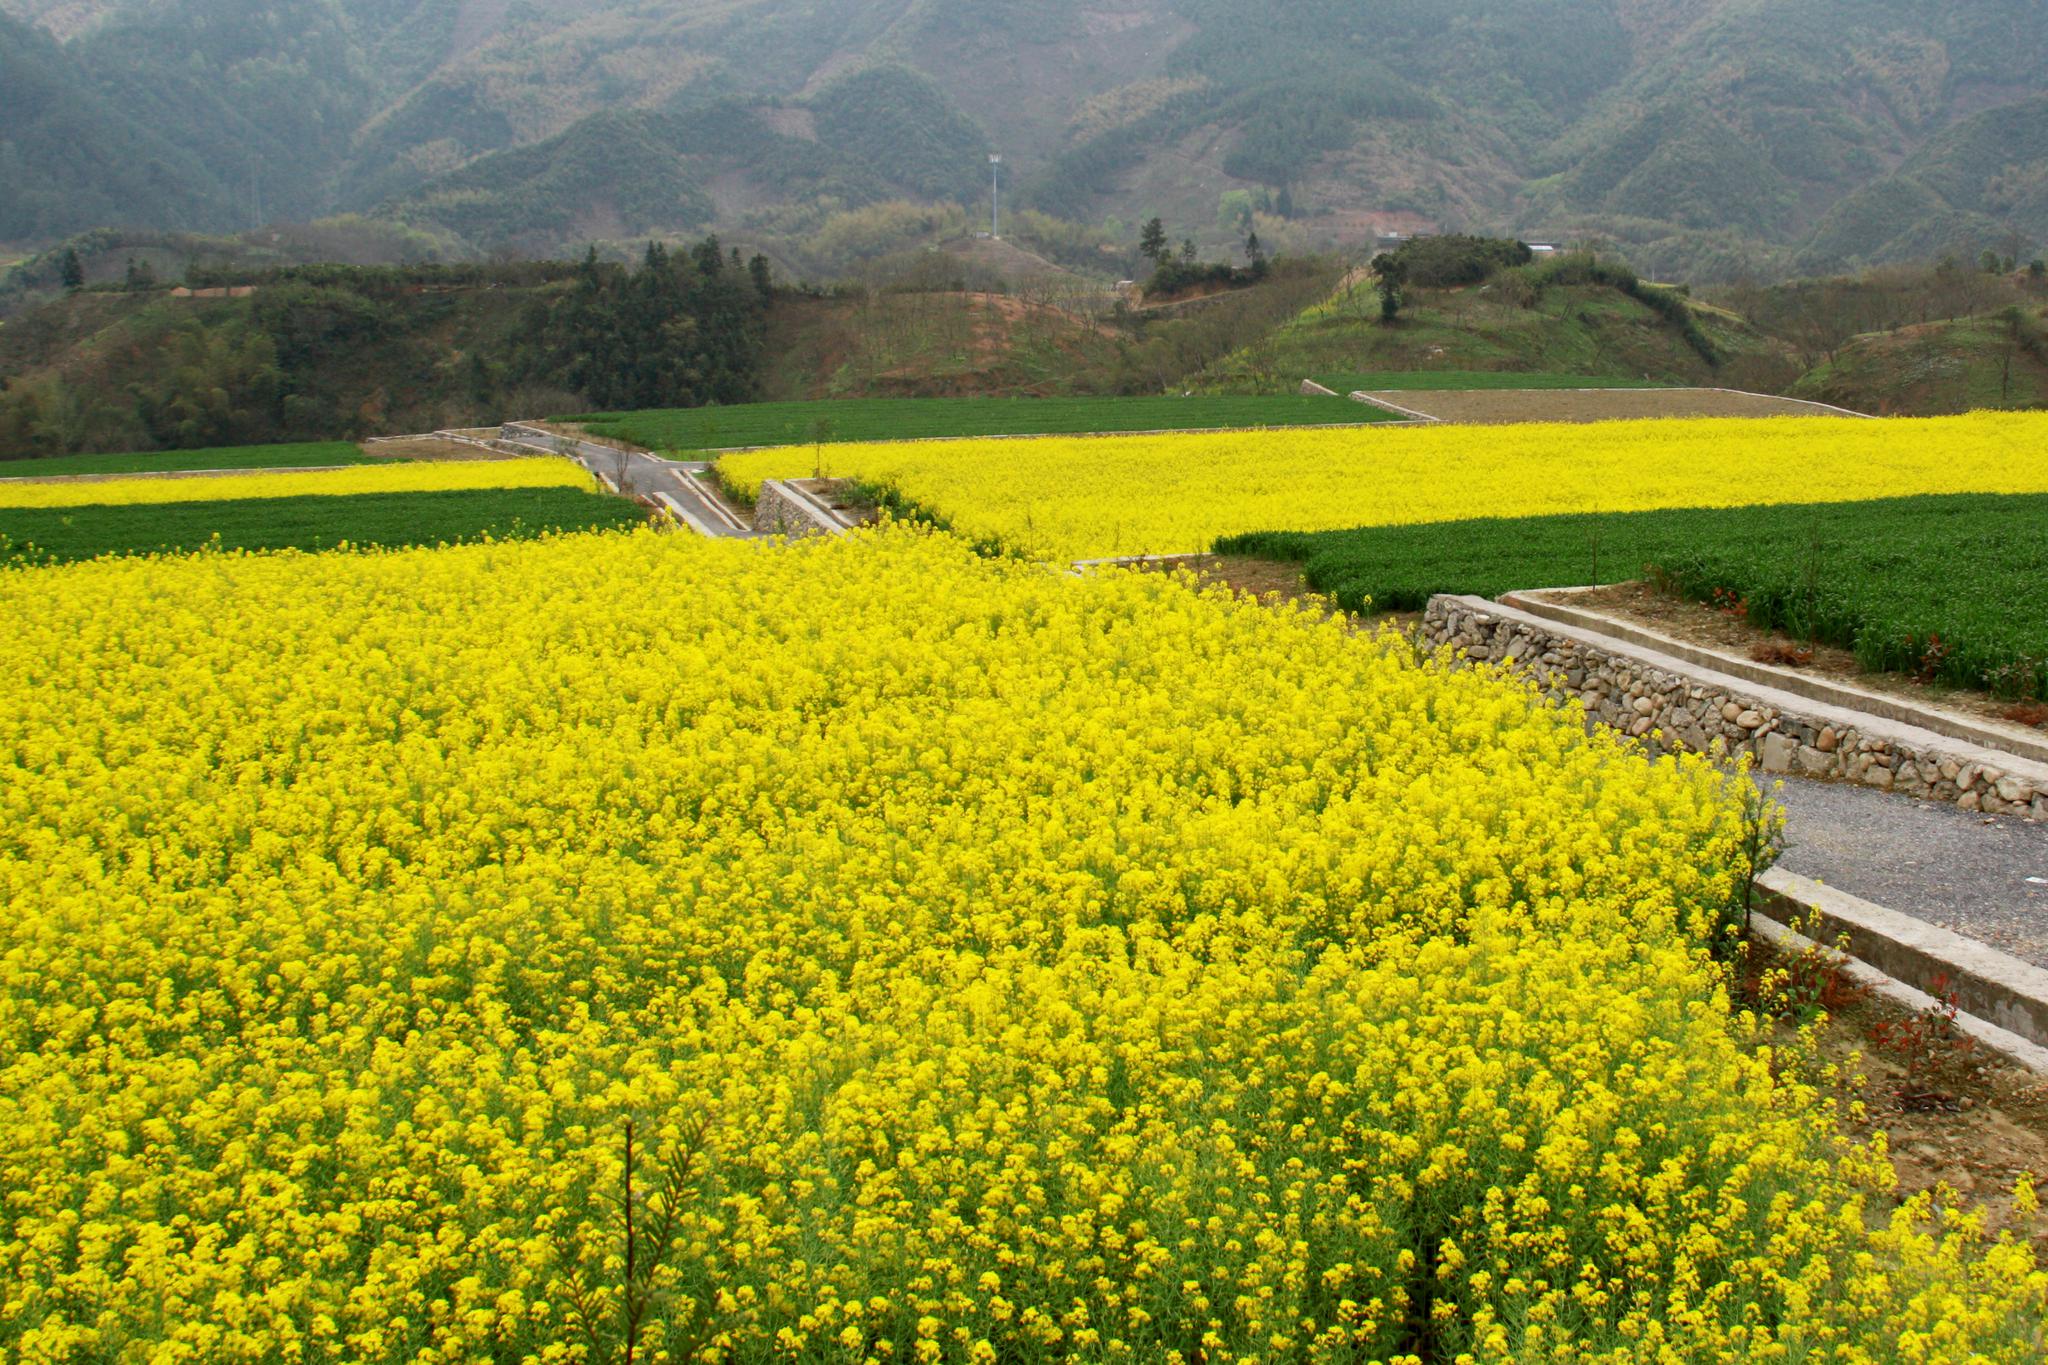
[
  {"xmin": 1138, "ymin": 218, "xmax": 1167, "ymax": 266},
  {"xmin": 59, "ymin": 248, "xmax": 84, "ymax": 292},
  {"xmin": 1371, "ymin": 252, "xmax": 1407, "ymax": 323}
]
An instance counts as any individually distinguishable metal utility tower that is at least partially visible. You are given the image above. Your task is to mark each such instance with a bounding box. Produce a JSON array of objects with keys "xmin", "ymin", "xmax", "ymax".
[{"xmin": 989, "ymin": 154, "xmax": 1001, "ymax": 239}]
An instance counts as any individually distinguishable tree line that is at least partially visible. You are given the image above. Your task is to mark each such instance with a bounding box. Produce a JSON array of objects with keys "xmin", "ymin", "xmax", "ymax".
[{"xmin": 1, "ymin": 238, "xmax": 772, "ymax": 459}]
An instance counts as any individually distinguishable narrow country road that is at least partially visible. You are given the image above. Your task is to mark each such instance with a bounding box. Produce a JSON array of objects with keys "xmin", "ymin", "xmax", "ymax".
[
  {"xmin": 501, "ymin": 424, "xmax": 755, "ymax": 536},
  {"xmin": 1769, "ymin": 775, "xmax": 2048, "ymax": 968}
]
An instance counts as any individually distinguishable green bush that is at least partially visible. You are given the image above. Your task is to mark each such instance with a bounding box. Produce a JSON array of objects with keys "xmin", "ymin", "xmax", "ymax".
[{"xmin": 1383, "ymin": 235, "xmax": 1534, "ymax": 288}]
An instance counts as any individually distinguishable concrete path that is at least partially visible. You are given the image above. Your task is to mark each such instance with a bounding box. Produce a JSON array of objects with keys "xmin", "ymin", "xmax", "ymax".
[
  {"xmin": 596, "ymin": 449, "xmax": 753, "ymax": 537},
  {"xmin": 498, "ymin": 423, "xmax": 756, "ymax": 537},
  {"xmin": 1770, "ymin": 776, "xmax": 2048, "ymax": 968}
]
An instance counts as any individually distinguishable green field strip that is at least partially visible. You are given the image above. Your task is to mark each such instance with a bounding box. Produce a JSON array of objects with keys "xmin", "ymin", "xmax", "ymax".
[
  {"xmin": 566, "ymin": 395, "xmax": 1395, "ymax": 454},
  {"xmin": 0, "ymin": 442, "xmax": 378, "ymax": 479},
  {"xmin": 1219, "ymin": 493, "xmax": 2048, "ymax": 699},
  {"xmin": 0, "ymin": 486, "xmax": 648, "ymax": 565}
]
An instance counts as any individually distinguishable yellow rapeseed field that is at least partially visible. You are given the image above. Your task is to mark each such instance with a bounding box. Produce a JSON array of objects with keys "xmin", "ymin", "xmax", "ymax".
[
  {"xmin": 0, "ymin": 456, "xmax": 591, "ymax": 509},
  {"xmin": 2, "ymin": 525, "xmax": 2043, "ymax": 1361},
  {"xmin": 718, "ymin": 411, "xmax": 2048, "ymax": 560}
]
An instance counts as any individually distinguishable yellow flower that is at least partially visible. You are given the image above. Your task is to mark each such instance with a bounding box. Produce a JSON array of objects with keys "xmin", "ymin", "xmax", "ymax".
[
  {"xmin": 0, "ymin": 522, "xmax": 2041, "ymax": 1360},
  {"xmin": 718, "ymin": 411, "xmax": 2048, "ymax": 560},
  {"xmin": 0, "ymin": 456, "xmax": 590, "ymax": 508}
]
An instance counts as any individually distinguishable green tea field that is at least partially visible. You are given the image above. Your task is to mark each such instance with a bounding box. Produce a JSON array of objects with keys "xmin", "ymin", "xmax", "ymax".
[
  {"xmin": 570, "ymin": 394, "xmax": 1392, "ymax": 455},
  {"xmin": 1221, "ymin": 492, "xmax": 2048, "ymax": 697}
]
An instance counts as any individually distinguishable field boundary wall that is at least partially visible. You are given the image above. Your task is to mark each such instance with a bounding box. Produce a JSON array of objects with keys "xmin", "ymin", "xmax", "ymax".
[
  {"xmin": 1504, "ymin": 588, "xmax": 2048, "ymax": 765},
  {"xmin": 754, "ymin": 479, "xmax": 848, "ymax": 538},
  {"xmin": 1422, "ymin": 593, "xmax": 2048, "ymax": 820}
]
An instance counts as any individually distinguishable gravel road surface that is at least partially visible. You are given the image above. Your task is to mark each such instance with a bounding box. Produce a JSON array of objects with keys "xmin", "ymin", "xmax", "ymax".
[{"xmin": 1769, "ymin": 776, "xmax": 2048, "ymax": 967}]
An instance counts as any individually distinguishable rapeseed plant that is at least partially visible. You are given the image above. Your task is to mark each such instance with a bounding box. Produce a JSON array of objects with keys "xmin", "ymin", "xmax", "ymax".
[
  {"xmin": 0, "ymin": 456, "xmax": 591, "ymax": 508},
  {"xmin": 717, "ymin": 411, "xmax": 2048, "ymax": 561},
  {"xmin": 0, "ymin": 525, "xmax": 2040, "ymax": 1360}
]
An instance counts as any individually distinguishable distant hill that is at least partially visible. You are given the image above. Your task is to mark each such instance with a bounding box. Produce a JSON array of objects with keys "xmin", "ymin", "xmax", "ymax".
[
  {"xmin": 1797, "ymin": 95, "xmax": 2048, "ymax": 274},
  {"xmin": 1196, "ymin": 258, "xmax": 1797, "ymax": 393},
  {"xmin": 1, "ymin": 0, "xmax": 2045, "ymax": 277},
  {"xmin": 0, "ymin": 12, "xmax": 228, "ymax": 239},
  {"xmin": 387, "ymin": 112, "xmax": 718, "ymax": 250}
]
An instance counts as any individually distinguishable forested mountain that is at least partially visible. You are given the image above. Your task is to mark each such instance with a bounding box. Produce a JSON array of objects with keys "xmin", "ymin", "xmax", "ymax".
[{"xmin": 3, "ymin": 0, "xmax": 2045, "ymax": 278}]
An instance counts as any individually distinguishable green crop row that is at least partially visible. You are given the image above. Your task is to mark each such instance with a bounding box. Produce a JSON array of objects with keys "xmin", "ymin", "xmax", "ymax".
[
  {"xmin": 567, "ymin": 394, "xmax": 1391, "ymax": 454},
  {"xmin": 1219, "ymin": 493, "xmax": 2048, "ymax": 699},
  {"xmin": 0, "ymin": 441, "xmax": 376, "ymax": 479},
  {"xmin": 0, "ymin": 486, "xmax": 648, "ymax": 565}
]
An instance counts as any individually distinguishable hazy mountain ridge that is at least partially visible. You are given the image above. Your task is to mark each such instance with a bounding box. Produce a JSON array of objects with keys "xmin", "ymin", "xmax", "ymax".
[{"xmin": 3, "ymin": 0, "xmax": 2044, "ymax": 276}]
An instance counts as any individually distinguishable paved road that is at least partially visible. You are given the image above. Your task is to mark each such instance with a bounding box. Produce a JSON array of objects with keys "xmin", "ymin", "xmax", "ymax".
[
  {"xmin": 503, "ymin": 425, "xmax": 755, "ymax": 536},
  {"xmin": 1769, "ymin": 776, "xmax": 2048, "ymax": 967}
]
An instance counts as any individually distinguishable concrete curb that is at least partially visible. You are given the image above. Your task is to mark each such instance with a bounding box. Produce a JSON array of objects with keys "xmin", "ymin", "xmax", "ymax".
[
  {"xmin": 1502, "ymin": 587, "xmax": 2048, "ymax": 767},
  {"xmin": 653, "ymin": 492, "xmax": 725, "ymax": 537},
  {"xmin": 1753, "ymin": 867, "xmax": 2048, "ymax": 1067},
  {"xmin": 1347, "ymin": 391, "xmax": 1443, "ymax": 422},
  {"xmin": 674, "ymin": 473, "xmax": 752, "ymax": 534}
]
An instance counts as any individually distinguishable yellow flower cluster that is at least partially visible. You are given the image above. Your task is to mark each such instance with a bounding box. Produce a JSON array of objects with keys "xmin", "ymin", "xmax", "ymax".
[
  {"xmin": 2, "ymin": 525, "xmax": 2042, "ymax": 1361},
  {"xmin": 718, "ymin": 411, "xmax": 2048, "ymax": 560},
  {"xmin": 0, "ymin": 456, "xmax": 590, "ymax": 509}
]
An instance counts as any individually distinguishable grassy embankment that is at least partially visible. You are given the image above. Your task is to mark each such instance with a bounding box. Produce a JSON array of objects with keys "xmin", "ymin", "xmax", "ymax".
[
  {"xmin": 1791, "ymin": 313, "xmax": 2048, "ymax": 416},
  {"xmin": 1200, "ymin": 274, "xmax": 1796, "ymax": 393}
]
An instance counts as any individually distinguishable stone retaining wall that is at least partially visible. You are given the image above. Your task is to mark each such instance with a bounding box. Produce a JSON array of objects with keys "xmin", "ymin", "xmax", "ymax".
[
  {"xmin": 753, "ymin": 480, "xmax": 843, "ymax": 538},
  {"xmin": 1424, "ymin": 595, "xmax": 2048, "ymax": 820}
]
